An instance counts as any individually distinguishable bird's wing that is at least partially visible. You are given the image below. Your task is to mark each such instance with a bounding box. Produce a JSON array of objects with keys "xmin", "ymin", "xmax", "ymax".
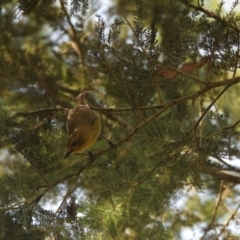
[{"xmin": 67, "ymin": 106, "xmax": 100, "ymax": 135}]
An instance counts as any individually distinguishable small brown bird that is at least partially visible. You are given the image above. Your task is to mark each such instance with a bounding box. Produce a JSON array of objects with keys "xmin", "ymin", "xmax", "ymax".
[{"xmin": 64, "ymin": 91, "xmax": 101, "ymax": 159}]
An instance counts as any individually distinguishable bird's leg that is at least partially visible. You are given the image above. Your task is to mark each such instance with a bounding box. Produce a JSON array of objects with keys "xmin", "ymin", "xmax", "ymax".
[
  {"xmin": 65, "ymin": 152, "xmax": 89, "ymax": 158},
  {"xmin": 100, "ymin": 134, "xmax": 116, "ymax": 149},
  {"xmin": 88, "ymin": 150, "xmax": 96, "ymax": 162},
  {"xmin": 74, "ymin": 153, "xmax": 89, "ymax": 156}
]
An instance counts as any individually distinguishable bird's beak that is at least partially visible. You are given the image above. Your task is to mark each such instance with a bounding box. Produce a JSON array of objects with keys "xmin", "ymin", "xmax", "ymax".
[{"xmin": 64, "ymin": 151, "xmax": 72, "ymax": 159}]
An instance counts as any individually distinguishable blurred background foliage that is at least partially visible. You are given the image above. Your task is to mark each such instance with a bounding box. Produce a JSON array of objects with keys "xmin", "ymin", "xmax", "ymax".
[{"xmin": 1, "ymin": 0, "xmax": 240, "ymax": 239}]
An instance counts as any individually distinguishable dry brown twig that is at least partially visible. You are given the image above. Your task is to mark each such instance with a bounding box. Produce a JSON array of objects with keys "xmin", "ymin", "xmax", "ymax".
[{"xmin": 200, "ymin": 181, "xmax": 225, "ymax": 240}]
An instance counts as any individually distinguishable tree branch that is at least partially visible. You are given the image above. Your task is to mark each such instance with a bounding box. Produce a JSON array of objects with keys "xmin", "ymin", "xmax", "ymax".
[
  {"xmin": 59, "ymin": 0, "xmax": 84, "ymax": 63},
  {"xmin": 178, "ymin": 0, "xmax": 240, "ymax": 34},
  {"xmin": 215, "ymin": 203, "xmax": 240, "ymax": 239},
  {"xmin": 193, "ymin": 84, "xmax": 232, "ymax": 136},
  {"xmin": 200, "ymin": 181, "xmax": 224, "ymax": 240}
]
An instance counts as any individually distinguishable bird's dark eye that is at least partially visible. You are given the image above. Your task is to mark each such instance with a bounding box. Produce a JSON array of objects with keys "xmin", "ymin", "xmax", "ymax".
[{"xmin": 71, "ymin": 141, "xmax": 76, "ymax": 147}]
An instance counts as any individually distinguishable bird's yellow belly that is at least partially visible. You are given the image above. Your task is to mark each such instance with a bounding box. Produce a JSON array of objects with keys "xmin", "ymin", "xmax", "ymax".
[{"xmin": 72, "ymin": 120, "xmax": 101, "ymax": 153}]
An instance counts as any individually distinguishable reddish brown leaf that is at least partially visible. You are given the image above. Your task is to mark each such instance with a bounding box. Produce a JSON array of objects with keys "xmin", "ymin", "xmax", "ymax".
[{"xmin": 157, "ymin": 58, "xmax": 208, "ymax": 79}]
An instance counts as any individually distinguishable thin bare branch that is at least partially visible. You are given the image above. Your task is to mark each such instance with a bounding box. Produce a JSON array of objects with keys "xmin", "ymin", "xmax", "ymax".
[
  {"xmin": 193, "ymin": 84, "xmax": 232, "ymax": 135},
  {"xmin": 215, "ymin": 203, "xmax": 240, "ymax": 239},
  {"xmin": 6, "ymin": 76, "xmax": 240, "ymax": 124},
  {"xmin": 200, "ymin": 181, "xmax": 224, "ymax": 240}
]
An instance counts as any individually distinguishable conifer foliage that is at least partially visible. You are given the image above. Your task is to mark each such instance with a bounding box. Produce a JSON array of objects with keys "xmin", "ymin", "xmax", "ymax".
[{"xmin": 1, "ymin": 0, "xmax": 240, "ymax": 239}]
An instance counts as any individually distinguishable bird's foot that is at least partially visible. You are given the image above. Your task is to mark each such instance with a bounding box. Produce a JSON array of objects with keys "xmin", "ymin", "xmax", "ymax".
[
  {"xmin": 100, "ymin": 134, "xmax": 116, "ymax": 149},
  {"xmin": 108, "ymin": 140, "xmax": 117, "ymax": 149},
  {"xmin": 88, "ymin": 150, "xmax": 96, "ymax": 162}
]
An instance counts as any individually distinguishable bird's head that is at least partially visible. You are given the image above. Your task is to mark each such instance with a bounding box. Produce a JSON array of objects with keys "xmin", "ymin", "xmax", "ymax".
[{"xmin": 76, "ymin": 91, "xmax": 90, "ymax": 106}]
